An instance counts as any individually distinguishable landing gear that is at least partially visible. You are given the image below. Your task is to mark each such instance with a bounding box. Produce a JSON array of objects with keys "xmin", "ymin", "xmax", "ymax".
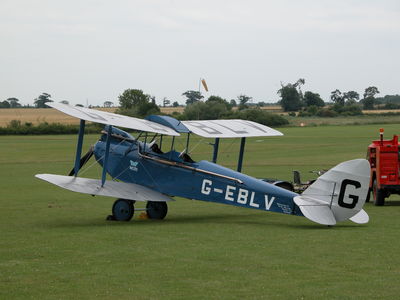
[
  {"xmin": 107, "ymin": 199, "xmax": 135, "ymax": 221},
  {"xmin": 106, "ymin": 199, "xmax": 168, "ymax": 221},
  {"xmin": 146, "ymin": 201, "xmax": 168, "ymax": 220}
]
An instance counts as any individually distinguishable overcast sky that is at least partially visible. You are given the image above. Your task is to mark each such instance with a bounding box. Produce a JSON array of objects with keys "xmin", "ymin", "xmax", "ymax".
[{"xmin": 1, "ymin": 0, "xmax": 399, "ymax": 106}]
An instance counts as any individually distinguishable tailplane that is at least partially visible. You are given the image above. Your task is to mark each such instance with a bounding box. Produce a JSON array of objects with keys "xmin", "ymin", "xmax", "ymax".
[{"xmin": 294, "ymin": 159, "xmax": 370, "ymax": 225}]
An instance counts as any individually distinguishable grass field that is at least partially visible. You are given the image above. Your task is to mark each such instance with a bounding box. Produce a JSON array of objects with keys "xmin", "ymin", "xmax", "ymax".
[
  {"xmin": 1, "ymin": 124, "xmax": 400, "ymax": 299},
  {"xmin": 0, "ymin": 108, "xmax": 118, "ymax": 127}
]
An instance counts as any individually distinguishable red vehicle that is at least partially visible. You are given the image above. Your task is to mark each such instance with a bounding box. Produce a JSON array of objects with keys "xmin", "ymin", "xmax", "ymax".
[{"xmin": 367, "ymin": 129, "xmax": 400, "ymax": 205}]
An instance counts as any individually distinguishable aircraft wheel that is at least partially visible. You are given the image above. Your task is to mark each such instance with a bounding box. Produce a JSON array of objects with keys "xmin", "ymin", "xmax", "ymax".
[
  {"xmin": 373, "ymin": 179, "xmax": 385, "ymax": 206},
  {"xmin": 111, "ymin": 199, "xmax": 134, "ymax": 221},
  {"xmin": 146, "ymin": 201, "xmax": 168, "ymax": 220}
]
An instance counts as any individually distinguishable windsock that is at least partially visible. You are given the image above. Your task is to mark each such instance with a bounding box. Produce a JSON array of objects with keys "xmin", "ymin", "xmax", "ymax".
[{"xmin": 201, "ymin": 79, "xmax": 209, "ymax": 92}]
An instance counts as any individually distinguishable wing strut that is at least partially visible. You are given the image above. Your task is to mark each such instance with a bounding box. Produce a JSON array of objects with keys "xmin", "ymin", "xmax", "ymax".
[
  {"xmin": 212, "ymin": 138, "xmax": 220, "ymax": 163},
  {"xmin": 73, "ymin": 120, "xmax": 86, "ymax": 177},
  {"xmin": 237, "ymin": 137, "xmax": 246, "ymax": 172},
  {"xmin": 101, "ymin": 125, "xmax": 112, "ymax": 187}
]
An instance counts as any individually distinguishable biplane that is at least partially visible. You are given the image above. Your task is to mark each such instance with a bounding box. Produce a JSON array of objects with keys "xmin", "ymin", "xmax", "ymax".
[{"xmin": 36, "ymin": 103, "xmax": 370, "ymax": 226}]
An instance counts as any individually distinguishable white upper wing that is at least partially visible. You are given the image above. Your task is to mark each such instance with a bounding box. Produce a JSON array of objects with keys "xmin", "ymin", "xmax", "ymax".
[
  {"xmin": 181, "ymin": 119, "xmax": 283, "ymax": 138},
  {"xmin": 47, "ymin": 102, "xmax": 180, "ymax": 136}
]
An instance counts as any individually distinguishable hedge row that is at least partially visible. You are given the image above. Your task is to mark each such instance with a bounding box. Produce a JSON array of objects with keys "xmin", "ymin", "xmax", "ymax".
[{"xmin": 0, "ymin": 120, "xmax": 103, "ymax": 135}]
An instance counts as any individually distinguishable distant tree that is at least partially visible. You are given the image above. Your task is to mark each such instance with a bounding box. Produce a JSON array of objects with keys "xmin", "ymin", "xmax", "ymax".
[
  {"xmin": 233, "ymin": 108, "xmax": 289, "ymax": 126},
  {"xmin": 103, "ymin": 101, "xmax": 113, "ymax": 108},
  {"xmin": 60, "ymin": 100, "xmax": 69, "ymax": 105},
  {"xmin": 363, "ymin": 86, "xmax": 380, "ymax": 99},
  {"xmin": 230, "ymin": 99, "xmax": 237, "ymax": 107},
  {"xmin": 183, "ymin": 102, "xmax": 207, "ymax": 120},
  {"xmin": 294, "ymin": 78, "xmax": 305, "ymax": 99},
  {"xmin": 278, "ymin": 82, "xmax": 303, "ymax": 112},
  {"xmin": 237, "ymin": 94, "xmax": 252, "ymax": 110},
  {"xmin": 376, "ymin": 94, "xmax": 400, "ymax": 104},
  {"xmin": 162, "ymin": 98, "xmax": 171, "ymax": 107},
  {"xmin": 384, "ymin": 102, "xmax": 400, "ymax": 109},
  {"xmin": 304, "ymin": 91, "xmax": 324, "ymax": 107},
  {"xmin": 362, "ymin": 86, "xmax": 380, "ymax": 109},
  {"xmin": 7, "ymin": 97, "xmax": 21, "ymax": 108},
  {"xmin": 278, "ymin": 78, "xmax": 306, "ymax": 112},
  {"xmin": 182, "ymin": 90, "xmax": 203, "ymax": 105},
  {"xmin": 75, "ymin": 104, "xmax": 84, "ymax": 107},
  {"xmin": 183, "ymin": 101, "xmax": 229, "ymax": 120},
  {"xmin": 206, "ymin": 95, "xmax": 224, "ymax": 103},
  {"xmin": 34, "ymin": 93, "xmax": 52, "ymax": 108},
  {"xmin": 330, "ymin": 89, "xmax": 363, "ymax": 115},
  {"xmin": 343, "ymin": 91, "xmax": 360, "ymax": 105},
  {"xmin": 135, "ymin": 101, "xmax": 160, "ymax": 117},
  {"xmin": 330, "ymin": 89, "xmax": 344, "ymax": 106},
  {"xmin": 119, "ymin": 89, "xmax": 149, "ymax": 109},
  {"xmin": 172, "ymin": 101, "xmax": 179, "ymax": 107},
  {"xmin": 117, "ymin": 89, "xmax": 159, "ymax": 117},
  {"xmin": 0, "ymin": 100, "xmax": 11, "ymax": 108},
  {"xmin": 362, "ymin": 98, "xmax": 374, "ymax": 110},
  {"xmin": 301, "ymin": 105, "xmax": 320, "ymax": 116},
  {"xmin": 206, "ymin": 95, "xmax": 232, "ymax": 110}
]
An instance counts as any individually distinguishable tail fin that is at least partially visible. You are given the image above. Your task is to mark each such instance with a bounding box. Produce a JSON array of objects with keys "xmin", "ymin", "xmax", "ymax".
[{"xmin": 294, "ymin": 159, "xmax": 370, "ymax": 225}]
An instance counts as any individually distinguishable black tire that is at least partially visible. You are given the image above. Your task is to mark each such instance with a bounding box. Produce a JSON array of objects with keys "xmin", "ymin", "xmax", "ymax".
[
  {"xmin": 146, "ymin": 201, "xmax": 168, "ymax": 220},
  {"xmin": 373, "ymin": 179, "xmax": 385, "ymax": 206},
  {"xmin": 365, "ymin": 188, "xmax": 371, "ymax": 203},
  {"xmin": 112, "ymin": 199, "xmax": 134, "ymax": 221}
]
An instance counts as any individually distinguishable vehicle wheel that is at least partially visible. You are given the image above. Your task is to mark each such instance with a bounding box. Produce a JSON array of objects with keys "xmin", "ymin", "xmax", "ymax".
[
  {"xmin": 111, "ymin": 199, "xmax": 134, "ymax": 221},
  {"xmin": 146, "ymin": 201, "xmax": 168, "ymax": 220},
  {"xmin": 373, "ymin": 179, "xmax": 385, "ymax": 206},
  {"xmin": 365, "ymin": 188, "xmax": 371, "ymax": 203}
]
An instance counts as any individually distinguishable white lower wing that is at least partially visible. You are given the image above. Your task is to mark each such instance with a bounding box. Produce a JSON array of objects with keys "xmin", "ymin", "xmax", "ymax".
[{"xmin": 35, "ymin": 174, "xmax": 173, "ymax": 202}]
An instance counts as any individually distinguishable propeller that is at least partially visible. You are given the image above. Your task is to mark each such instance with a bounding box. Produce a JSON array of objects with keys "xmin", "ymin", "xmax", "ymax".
[{"xmin": 68, "ymin": 146, "xmax": 94, "ymax": 176}]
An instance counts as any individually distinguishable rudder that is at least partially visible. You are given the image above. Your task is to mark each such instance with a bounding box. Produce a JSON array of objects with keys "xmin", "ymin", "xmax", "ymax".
[{"xmin": 294, "ymin": 159, "xmax": 370, "ymax": 225}]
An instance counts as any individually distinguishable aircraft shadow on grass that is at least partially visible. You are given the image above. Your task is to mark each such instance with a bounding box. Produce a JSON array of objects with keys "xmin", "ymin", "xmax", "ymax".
[
  {"xmin": 41, "ymin": 212, "xmax": 362, "ymax": 231},
  {"xmin": 381, "ymin": 200, "xmax": 400, "ymax": 206}
]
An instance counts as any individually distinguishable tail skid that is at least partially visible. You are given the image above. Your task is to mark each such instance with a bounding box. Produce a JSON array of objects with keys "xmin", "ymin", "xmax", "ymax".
[{"xmin": 294, "ymin": 159, "xmax": 370, "ymax": 225}]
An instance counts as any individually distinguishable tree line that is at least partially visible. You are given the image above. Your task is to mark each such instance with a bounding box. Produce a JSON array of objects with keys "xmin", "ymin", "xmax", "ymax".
[
  {"xmin": 0, "ymin": 93, "xmax": 114, "ymax": 109},
  {"xmin": 117, "ymin": 89, "xmax": 288, "ymax": 126},
  {"xmin": 0, "ymin": 88, "xmax": 288, "ymax": 134},
  {"xmin": 2, "ymin": 84, "xmax": 399, "ymax": 117},
  {"xmin": 2, "ymin": 84, "xmax": 400, "ymax": 134},
  {"xmin": 277, "ymin": 78, "xmax": 387, "ymax": 116}
]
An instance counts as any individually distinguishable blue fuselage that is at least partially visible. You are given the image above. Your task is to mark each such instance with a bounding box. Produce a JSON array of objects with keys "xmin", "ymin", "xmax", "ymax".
[{"xmin": 94, "ymin": 130, "xmax": 303, "ymax": 218}]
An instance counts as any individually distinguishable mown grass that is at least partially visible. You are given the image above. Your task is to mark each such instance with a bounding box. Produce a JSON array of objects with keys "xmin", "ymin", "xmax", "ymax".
[{"xmin": 1, "ymin": 124, "xmax": 400, "ymax": 299}]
